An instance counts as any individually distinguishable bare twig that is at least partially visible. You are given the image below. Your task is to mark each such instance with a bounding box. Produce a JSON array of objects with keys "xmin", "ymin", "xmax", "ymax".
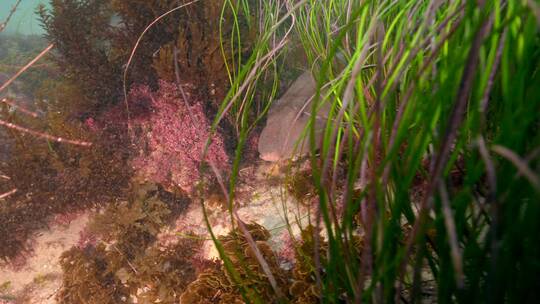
[
  {"xmin": 1, "ymin": 98, "xmax": 39, "ymax": 118},
  {"xmin": 0, "ymin": 119, "xmax": 92, "ymax": 146},
  {"xmin": 0, "ymin": 63, "xmax": 52, "ymax": 69},
  {"xmin": 0, "ymin": 42, "xmax": 91, "ymax": 147},
  {"xmin": 0, "ymin": 0, "xmax": 22, "ymax": 33},
  {"xmin": 0, "ymin": 44, "xmax": 55, "ymax": 94},
  {"xmin": 0, "ymin": 188, "xmax": 17, "ymax": 200}
]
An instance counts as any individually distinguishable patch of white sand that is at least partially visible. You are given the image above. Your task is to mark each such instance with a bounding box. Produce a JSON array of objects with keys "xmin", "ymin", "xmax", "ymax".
[{"xmin": 0, "ymin": 213, "xmax": 90, "ymax": 304}]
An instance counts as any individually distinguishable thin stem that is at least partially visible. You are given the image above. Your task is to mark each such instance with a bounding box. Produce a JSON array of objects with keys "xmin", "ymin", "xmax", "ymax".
[
  {"xmin": 0, "ymin": 188, "xmax": 17, "ymax": 200},
  {"xmin": 0, "ymin": 44, "xmax": 55, "ymax": 94},
  {"xmin": 0, "ymin": 119, "xmax": 92, "ymax": 147},
  {"xmin": 0, "ymin": 0, "xmax": 22, "ymax": 33}
]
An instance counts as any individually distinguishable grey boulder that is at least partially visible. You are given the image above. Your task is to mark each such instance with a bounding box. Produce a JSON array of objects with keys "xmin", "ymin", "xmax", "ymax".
[{"xmin": 258, "ymin": 71, "xmax": 329, "ymax": 162}]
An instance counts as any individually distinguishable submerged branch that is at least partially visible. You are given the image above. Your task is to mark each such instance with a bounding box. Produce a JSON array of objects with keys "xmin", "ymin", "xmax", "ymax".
[
  {"xmin": 1, "ymin": 98, "xmax": 39, "ymax": 118},
  {"xmin": 0, "ymin": 188, "xmax": 17, "ymax": 200},
  {"xmin": 0, "ymin": 119, "xmax": 92, "ymax": 147},
  {"xmin": 0, "ymin": 0, "xmax": 22, "ymax": 33},
  {"xmin": 0, "ymin": 44, "xmax": 55, "ymax": 94}
]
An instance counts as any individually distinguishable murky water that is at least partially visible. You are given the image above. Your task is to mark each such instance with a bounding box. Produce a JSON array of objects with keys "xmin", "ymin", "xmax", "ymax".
[
  {"xmin": 0, "ymin": 2, "xmax": 299, "ymax": 303},
  {"xmin": 2, "ymin": 1, "xmax": 535, "ymax": 303},
  {"xmin": 1, "ymin": 1, "xmax": 47, "ymax": 35}
]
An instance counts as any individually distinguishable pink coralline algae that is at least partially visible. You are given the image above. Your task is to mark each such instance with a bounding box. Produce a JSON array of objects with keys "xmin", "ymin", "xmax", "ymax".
[{"xmin": 128, "ymin": 81, "xmax": 229, "ymax": 194}]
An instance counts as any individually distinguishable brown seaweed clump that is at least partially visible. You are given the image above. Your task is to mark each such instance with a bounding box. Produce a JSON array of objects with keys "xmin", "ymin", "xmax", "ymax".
[
  {"xmin": 0, "ymin": 80, "xmax": 132, "ymax": 262},
  {"xmin": 54, "ymin": 181, "xmax": 349, "ymax": 304},
  {"xmin": 58, "ymin": 204, "xmax": 345, "ymax": 304},
  {"xmin": 126, "ymin": 239, "xmax": 205, "ymax": 303},
  {"xmin": 285, "ymin": 169, "xmax": 317, "ymax": 205},
  {"xmin": 152, "ymin": 0, "xmax": 255, "ymax": 130},
  {"xmin": 289, "ymin": 226, "xmax": 328, "ymax": 304},
  {"xmin": 58, "ymin": 239, "xmax": 205, "ymax": 304},
  {"xmin": 180, "ymin": 223, "xmax": 341, "ymax": 304},
  {"xmin": 57, "ymin": 244, "xmax": 129, "ymax": 304},
  {"xmin": 178, "ymin": 264, "xmax": 243, "ymax": 304},
  {"xmin": 292, "ymin": 227, "xmax": 364, "ymax": 304},
  {"xmin": 180, "ymin": 222, "xmax": 289, "ymax": 303},
  {"xmin": 57, "ymin": 183, "xmax": 204, "ymax": 304},
  {"xmin": 89, "ymin": 194, "xmax": 171, "ymax": 259}
]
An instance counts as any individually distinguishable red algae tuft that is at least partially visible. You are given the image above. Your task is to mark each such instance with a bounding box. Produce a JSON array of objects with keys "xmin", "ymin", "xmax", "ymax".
[{"xmin": 128, "ymin": 81, "xmax": 229, "ymax": 193}]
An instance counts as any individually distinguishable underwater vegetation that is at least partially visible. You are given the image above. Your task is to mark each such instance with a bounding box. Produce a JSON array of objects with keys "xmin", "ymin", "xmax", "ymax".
[
  {"xmin": 152, "ymin": 0, "xmax": 255, "ymax": 115},
  {"xmin": 205, "ymin": 0, "xmax": 540, "ymax": 302},
  {"xmin": 58, "ymin": 203, "xmax": 338, "ymax": 304},
  {"xmin": 37, "ymin": 0, "xmax": 186, "ymax": 110},
  {"xmin": 58, "ymin": 182, "xmax": 200, "ymax": 304},
  {"xmin": 58, "ymin": 244, "xmax": 130, "ymax": 304},
  {"xmin": 127, "ymin": 80, "xmax": 229, "ymax": 194},
  {"xmin": 0, "ymin": 67, "xmax": 133, "ymax": 261},
  {"xmin": 58, "ymin": 185, "xmax": 332, "ymax": 304},
  {"xmin": 180, "ymin": 223, "xmax": 363, "ymax": 304},
  {"xmin": 0, "ymin": 34, "xmax": 52, "ymax": 97},
  {"xmin": 285, "ymin": 167, "xmax": 316, "ymax": 205},
  {"xmin": 180, "ymin": 222, "xmax": 285, "ymax": 304},
  {"xmin": 0, "ymin": 0, "xmax": 539, "ymax": 303},
  {"xmin": 38, "ymin": 0, "xmax": 253, "ymax": 122},
  {"xmin": 1, "ymin": 0, "xmax": 243, "ymax": 262},
  {"xmin": 59, "ymin": 238, "xmax": 206, "ymax": 304}
]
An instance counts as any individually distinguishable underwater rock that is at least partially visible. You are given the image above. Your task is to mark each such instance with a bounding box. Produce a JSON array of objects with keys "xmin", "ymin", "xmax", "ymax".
[{"xmin": 258, "ymin": 71, "xmax": 330, "ymax": 162}]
